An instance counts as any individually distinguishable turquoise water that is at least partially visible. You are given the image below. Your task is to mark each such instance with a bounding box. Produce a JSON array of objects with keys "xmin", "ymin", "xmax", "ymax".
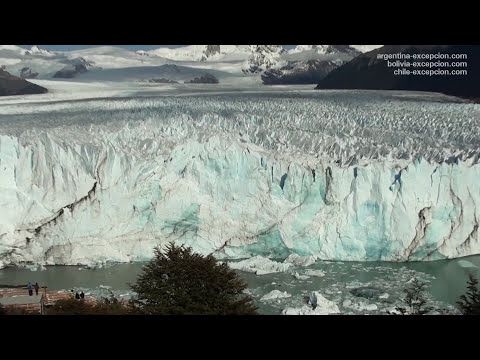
[{"xmin": 1, "ymin": 255, "xmax": 479, "ymax": 314}]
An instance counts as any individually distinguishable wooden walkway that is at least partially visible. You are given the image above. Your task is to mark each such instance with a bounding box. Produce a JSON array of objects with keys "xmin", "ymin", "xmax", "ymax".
[{"xmin": 0, "ymin": 286, "xmax": 97, "ymax": 314}]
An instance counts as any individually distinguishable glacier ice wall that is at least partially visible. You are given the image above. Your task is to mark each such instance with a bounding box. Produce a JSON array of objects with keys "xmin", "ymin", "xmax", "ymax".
[{"xmin": 0, "ymin": 92, "xmax": 479, "ymax": 268}]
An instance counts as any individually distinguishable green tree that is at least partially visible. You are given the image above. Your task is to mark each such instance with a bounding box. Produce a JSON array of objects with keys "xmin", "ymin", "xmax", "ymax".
[
  {"xmin": 457, "ymin": 274, "xmax": 480, "ymax": 315},
  {"xmin": 391, "ymin": 278, "xmax": 433, "ymax": 315},
  {"xmin": 129, "ymin": 242, "xmax": 258, "ymax": 315}
]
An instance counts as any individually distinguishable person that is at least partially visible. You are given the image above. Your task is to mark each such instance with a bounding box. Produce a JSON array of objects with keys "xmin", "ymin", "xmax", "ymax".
[
  {"xmin": 34, "ymin": 283, "xmax": 40, "ymax": 296},
  {"xmin": 75, "ymin": 292, "xmax": 80, "ymax": 300},
  {"xmin": 27, "ymin": 282, "xmax": 33, "ymax": 296},
  {"xmin": 80, "ymin": 291, "xmax": 85, "ymax": 299}
]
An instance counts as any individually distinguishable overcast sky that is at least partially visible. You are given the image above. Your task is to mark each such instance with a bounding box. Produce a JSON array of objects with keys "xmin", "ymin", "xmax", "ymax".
[{"xmin": 18, "ymin": 45, "xmax": 297, "ymax": 52}]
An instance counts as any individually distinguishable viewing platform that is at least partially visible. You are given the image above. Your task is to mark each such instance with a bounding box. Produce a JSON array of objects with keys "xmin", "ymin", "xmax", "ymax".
[{"xmin": 0, "ymin": 285, "xmax": 98, "ymax": 315}]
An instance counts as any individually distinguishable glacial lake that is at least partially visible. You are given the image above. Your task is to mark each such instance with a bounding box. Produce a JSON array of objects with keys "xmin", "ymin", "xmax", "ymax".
[{"xmin": 1, "ymin": 255, "xmax": 479, "ymax": 315}]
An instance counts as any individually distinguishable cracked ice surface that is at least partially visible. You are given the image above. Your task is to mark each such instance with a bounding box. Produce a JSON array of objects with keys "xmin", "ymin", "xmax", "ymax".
[{"xmin": 0, "ymin": 90, "xmax": 479, "ymax": 268}]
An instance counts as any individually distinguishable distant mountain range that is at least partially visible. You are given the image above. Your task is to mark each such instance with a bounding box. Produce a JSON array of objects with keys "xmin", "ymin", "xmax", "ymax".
[
  {"xmin": 144, "ymin": 45, "xmax": 367, "ymax": 84},
  {"xmin": 0, "ymin": 45, "xmax": 378, "ymax": 86},
  {"xmin": 5, "ymin": 45, "xmax": 477, "ymax": 100},
  {"xmin": 316, "ymin": 45, "xmax": 480, "ymax": 100},
  {"xmin": 0, "ymin": 45, "xmax": 97, "ymax": 80},
  {"xmin": 262, "ymin": 45, "xmax": 361, "ymax": 84}
]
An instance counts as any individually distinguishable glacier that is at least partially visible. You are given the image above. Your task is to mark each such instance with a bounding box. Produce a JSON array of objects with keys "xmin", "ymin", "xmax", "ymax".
[{"xmin": 0, "ymin": 90, "xmax": 479, "ymax": 268}]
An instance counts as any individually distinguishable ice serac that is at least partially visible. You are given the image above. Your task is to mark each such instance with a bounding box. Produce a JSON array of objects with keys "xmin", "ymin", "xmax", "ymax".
[{"xmin": 0, "ymin": 93, "xmax": 479, "ymax": 268}]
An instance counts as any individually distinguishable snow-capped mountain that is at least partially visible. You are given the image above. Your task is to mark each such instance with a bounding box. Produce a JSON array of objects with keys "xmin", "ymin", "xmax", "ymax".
[
  {"xmin": 350, "ymin": 45, "xmax": 383, "ymax": 53},
  {"xmin": 68, "ymin": 46, "xmax": 168, "ymax": 69},
  {"xmin": 0, "ymin": 45, "xmax": 382, "ymax": 85},
  {"xmin": 25, "ymin": 45, "xmax": 54, "ymax": 57},
  {"xmin": 147, "ymin": 45, "xmax": 252, "ymax": 62},
  {"xmin": 0, "ymin": 45, "xmax": 98, "ymax": 79},
  {"xmin": 242, "ymin": 45, "xmax": 287, "ymax": 74},
  {"xmin": 201, "ymin": 45, "xmax": 221, "ymax": 60},
  {"xmin": 52, "ymin": 57, "xmax": 95, "ymax": 78},
  {"xmin": 262, "ymin": 45, "xmax": 361, "ymax": 84},
  {"xmin": 289, "ymin": 45, "xmax": 360, "ymax": 55},
  {"xmin": 148, "ymin": 45, "xmax": 220, "ymax": 62}
]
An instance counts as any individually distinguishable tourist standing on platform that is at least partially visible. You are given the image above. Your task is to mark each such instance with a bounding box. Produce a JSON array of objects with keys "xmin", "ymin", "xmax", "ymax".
[
  {"xmin": 34, "ymin": 283, "xmax": 40, "ymax": 296},
  {"xmin": 27, "ymin": 282, "xmax": 33, "ymax": 296}
]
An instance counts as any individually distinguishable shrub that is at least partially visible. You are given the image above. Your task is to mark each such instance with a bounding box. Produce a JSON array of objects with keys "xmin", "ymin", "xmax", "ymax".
[
  {"xmin": 47, "ymin": 292, "xmax": 133, "ymax": 315},
  {"xmin": 457, "ymin": 274, "xmax": 480, "ymax": 315},
  {"xmin": 389, "ymin": 278, "xmax": 433, "ymax": 315}
]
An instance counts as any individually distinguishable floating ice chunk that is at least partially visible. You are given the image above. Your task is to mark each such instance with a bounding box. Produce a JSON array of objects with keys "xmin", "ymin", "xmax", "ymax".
[
  {"xmin": 260, "ymin": 290, "xmax": 292, "ymax": 302},
  {"xmin": 25, "ymin": 264, "xmax": 45, "ymax": 271},
  {"xmin": 284, "ymin": 254, "xmax": 317, "ymax": 267},
  {"xmin": 362, "ymin": 304, "xmax": 378, "ymax": 311},
  {"xmin": 458, "ymin": 260, "xmax": 478, "ymax": 268},
  {"xmin": 343, "ymin": 299, "xmax": 379, "ymax": 312},
  {"xmin": 99, "ymin": 285, "xmax": 112, "ymax": 289},
  {"xmin": 305, "ymin": 270, "xmax": 326, "ymax": 277},
  {"xmin": 346, "ymin": 281, "xmax": 365, "ymax": 289},
  {"xmin": 293, "ymin": 272, "xmax": 310, "ymax": 280},
  {"xmin": 228, "ymin": 256, "xmax": 291, "ymax": 275},
  {"xmin": 283, "ymin": 291, "xmax": 340, "ymax": 315},
  {"xmin": 379, "ymin": 293, "xmax": 390, "ymax": 299}
]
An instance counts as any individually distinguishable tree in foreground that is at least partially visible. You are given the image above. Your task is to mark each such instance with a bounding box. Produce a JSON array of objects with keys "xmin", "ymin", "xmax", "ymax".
[
  {"xmin": 389, "ymin": 278, "xmax": 433, "ymax": 315},
  {"xmin": 129, "ymin": 242, "xmax": 258, "ymax": 315},
  {"xmin": 457, "ymin": 274, "xmax": 480, "ymax": 315}
]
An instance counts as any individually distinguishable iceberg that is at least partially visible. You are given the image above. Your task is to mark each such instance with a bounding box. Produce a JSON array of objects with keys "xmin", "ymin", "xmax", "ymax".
[
  {"xmin": 457, "ymin": 260, "xmax": 478, "ymax": 268},
  {"xmin": 305, "ymin": 270, "xmax": 326, "ymax": 277},
  {"xmin": 343, "ymin": 299, "xmax": 379, "ymax": 312},
  {"xmin": 0, "ymin": 92, "xmax": 479, "ymax": 268},
  {"xmin": 282, "ymin": 291, "xmax": 340, "ymax": 315},
  {"xmin": 260, "ymin": 289, "xmax": 292, "ymax": 301},
  {"xmin": 284, "ymin": 253, "xmax": 317, "ymax": 267},
  {"xmin": 228, "ymin": 256, "xmax": 292, "ymax": 275},
  {"xmin": 293, "ymin": 272, "xmax": 310, "ymax": 280}
]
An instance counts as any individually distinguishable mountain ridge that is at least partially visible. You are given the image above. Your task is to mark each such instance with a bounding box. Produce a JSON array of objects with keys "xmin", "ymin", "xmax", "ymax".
[{"xmin": 316, "ymin": 45, "xmax": 480, "ymax": 100}]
